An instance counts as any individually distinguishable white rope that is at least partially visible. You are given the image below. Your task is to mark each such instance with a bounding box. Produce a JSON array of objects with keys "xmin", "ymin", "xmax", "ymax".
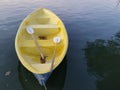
[{"xmin": 41, "ymin": 80, "xmax": 47, "ymax": 90}]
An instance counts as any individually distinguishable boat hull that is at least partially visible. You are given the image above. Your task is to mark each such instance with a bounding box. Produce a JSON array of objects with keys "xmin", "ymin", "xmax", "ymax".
[{"xmin": 15, "ymin": 8, "xmax": 68, "ymax": 84}]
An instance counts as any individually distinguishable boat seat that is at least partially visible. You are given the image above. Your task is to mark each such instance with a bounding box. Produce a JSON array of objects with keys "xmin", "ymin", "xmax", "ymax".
[
  {"xmin": 31, "ymin": 24, "xmax": 60, "ymax": 29},
  {"xmin": 37, "ymin": 16, "xmax": 50, "ymax": 24},
  {"xmin": 38, "ymin": 16, "xmax": 50, "ymax": 19},
  {"xmin": 20, "ymin": 40, "xmax": 63, "ymax": 47},
  {"xmin": 31, "ymin": 63, "xmax": 51, "ymax": 72},
  {"xmin": 29, "ymin": 24, "xmax": 60, "ymax": 35}
]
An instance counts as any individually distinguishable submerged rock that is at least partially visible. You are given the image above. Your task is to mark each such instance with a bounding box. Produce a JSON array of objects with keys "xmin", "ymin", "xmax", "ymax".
[{"xmin": 5, "ymin": 71, "xmax": 11, "ymax": 76}]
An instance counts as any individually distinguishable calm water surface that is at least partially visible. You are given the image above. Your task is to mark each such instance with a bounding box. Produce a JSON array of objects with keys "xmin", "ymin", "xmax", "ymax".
[{"xmin": 1, "ymin": 0, "xmax": 120, "ymax": 90}]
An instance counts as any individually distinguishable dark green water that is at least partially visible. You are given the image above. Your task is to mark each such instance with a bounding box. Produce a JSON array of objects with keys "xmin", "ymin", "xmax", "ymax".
[{"xmin": 1, "ymin": 0, "xmax": 120, "ymax": 90}]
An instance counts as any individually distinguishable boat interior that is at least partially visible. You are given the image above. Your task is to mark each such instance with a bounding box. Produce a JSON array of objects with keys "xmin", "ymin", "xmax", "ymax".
[{"xmin": 18, "ymin": 9, "xmax": 65, "ymax": 68}]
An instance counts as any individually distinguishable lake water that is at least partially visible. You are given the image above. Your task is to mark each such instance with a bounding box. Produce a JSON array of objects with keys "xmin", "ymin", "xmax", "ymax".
[{"xmin": 1, "ymin": 0, "xmax": 120, "ymax": 90}]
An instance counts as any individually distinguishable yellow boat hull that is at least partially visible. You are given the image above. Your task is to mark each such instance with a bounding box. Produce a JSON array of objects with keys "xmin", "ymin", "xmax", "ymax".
[{"xmin": 15, "ymin": 8, "xmax": 68, "ymax": 74}]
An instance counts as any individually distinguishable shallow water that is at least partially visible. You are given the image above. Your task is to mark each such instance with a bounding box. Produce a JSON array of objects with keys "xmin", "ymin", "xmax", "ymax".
[{"xmin": 1, "ymin": 0, "xmax": 120, "ymax": 90}]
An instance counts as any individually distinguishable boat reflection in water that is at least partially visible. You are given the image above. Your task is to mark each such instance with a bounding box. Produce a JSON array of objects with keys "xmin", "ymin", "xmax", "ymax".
[
  {"xmin": 84, "ymin": 32, "xmax": 120, "ymax": 90},
  {"xmin": 18, "ymin": 57, "xmax": 67, "ymax": 90}
]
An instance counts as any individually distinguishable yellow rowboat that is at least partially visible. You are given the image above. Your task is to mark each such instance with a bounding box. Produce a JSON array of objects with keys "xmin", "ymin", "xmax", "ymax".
[{"xmin": 15, "ymin": 8, "xmax": 68, "ymax": 77}]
